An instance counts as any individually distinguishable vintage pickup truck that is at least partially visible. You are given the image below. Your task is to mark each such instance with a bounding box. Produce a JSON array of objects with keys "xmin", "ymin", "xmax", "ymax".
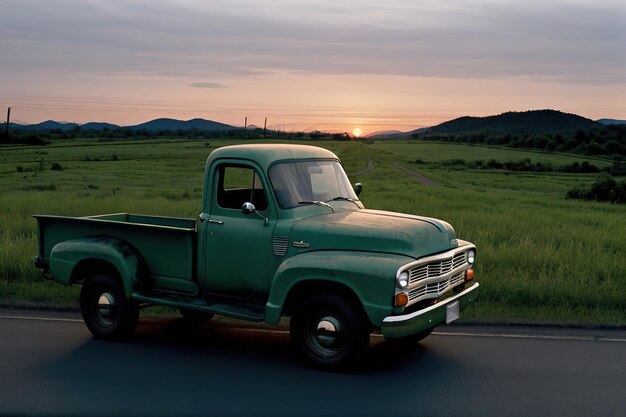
[{"xmin": 34, "ymin": 144, "xmax": 478, "ymax": 369}]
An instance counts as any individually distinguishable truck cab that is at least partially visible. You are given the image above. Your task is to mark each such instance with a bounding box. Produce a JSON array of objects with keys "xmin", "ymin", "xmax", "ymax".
[{"xmin": 35, "ymin": 144, "xmax": 479, "ymax": 369}]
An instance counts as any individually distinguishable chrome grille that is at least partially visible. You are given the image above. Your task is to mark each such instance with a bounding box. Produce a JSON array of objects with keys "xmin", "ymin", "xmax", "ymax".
[
  {"xmin": 409, "ymin": 252, "xmax": 466, "ymax": 285},
  {"xmin": 408, "ymin": 272, "xmax": 465, "ymax": 301},
  {"xmin": 272, "ymin": 236, "xmax": 289, "ymax": 256},
  {"xmin": 397, "ymin": 245, "xmax": 475, "ymax": 308}
]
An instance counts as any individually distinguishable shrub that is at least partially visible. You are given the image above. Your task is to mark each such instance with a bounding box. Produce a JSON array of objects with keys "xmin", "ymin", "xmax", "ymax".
[{"xmin": 566, "ymin": 173, "xmax": 626, "ymax": 203}]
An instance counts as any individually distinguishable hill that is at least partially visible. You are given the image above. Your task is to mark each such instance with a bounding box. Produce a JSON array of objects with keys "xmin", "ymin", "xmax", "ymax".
[
  {"xmin": 12, "ymin": 120, "xmax": 78, "ymax": 131},
  {"xmin": 597, "ymin": 119, "xmax": 626, "ymax": 126},
  {"xmin": 7, "ymin": 118, "xmax": 235, "ymax": 132},
  {"xmin": 81, "ymin": 122, "xmax": 120, "ymax": 130},
  {"xmin": 364, "ymin": 130, "xmax": 404, "ymax": 139},
  {"xmin": 125, "ymin": 118, "xmax": 236, "ymax": 131},
  {"xmin": 414, "ymin": 110, "xmax": 626, "ymax": 159},
  {"xmin": 429, "ymin": 110, "xmax": 601, "ymax": 134}
]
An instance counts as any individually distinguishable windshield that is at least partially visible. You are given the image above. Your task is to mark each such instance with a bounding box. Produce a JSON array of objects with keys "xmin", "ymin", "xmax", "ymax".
[{"xmin": 269, "ymin": 160, "xmax": 358, "ymax": 209}]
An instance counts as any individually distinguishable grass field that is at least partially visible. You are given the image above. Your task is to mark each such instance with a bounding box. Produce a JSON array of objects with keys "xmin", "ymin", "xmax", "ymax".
[{"xmin": 1, "ymin": 138, "xmax": 624, "ymax": 325}]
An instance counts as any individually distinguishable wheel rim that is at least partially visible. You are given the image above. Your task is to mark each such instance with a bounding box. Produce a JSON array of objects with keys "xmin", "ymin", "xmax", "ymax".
[
  {"xmin": 306, "ymin": 314, "xmax": 346, "ymax": 358},
  {"xmin": 95, "ymin": 291, "xmax": 117, "ymax": 327}
]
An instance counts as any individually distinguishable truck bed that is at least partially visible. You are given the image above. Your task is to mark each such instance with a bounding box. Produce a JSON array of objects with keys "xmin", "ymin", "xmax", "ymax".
[{"xmin": 34, "ymin": 213, "xmax": 198, "ymax": 293}]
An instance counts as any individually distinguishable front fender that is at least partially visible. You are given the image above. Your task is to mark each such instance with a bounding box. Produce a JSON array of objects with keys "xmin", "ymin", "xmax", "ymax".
[
  {"xmin": 49, "ymin": 237, "xmax": 146, "ymax": 297},
  {"xmin": 265, "ymin": 251, "xmax": 412, "ymax": 326}
]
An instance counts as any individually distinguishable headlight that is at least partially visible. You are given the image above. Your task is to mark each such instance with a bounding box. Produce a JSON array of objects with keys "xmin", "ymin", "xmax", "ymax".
[
  {"xmin": 397, "ymin": 271, "xmax": 409, "ymax": 288},
  {"xmin": 467, "ymin": 250, "xmax": 476, "ymax": 264}
]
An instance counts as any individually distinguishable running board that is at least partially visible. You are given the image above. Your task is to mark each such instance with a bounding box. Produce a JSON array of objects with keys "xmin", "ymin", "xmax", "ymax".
[{"xmin": 132, "ymin": 291, "xmax": 266, "ymax": 322}]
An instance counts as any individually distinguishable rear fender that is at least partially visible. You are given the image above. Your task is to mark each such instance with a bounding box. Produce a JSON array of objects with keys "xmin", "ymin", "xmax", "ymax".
[{"xmin": 49, "ymin": 237, "xmax": 146, "ymax": 296}]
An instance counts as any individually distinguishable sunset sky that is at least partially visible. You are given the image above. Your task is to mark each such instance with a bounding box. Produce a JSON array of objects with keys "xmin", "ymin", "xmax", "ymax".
[{"xmin": 1, "ymin": 0, "xmax": 625, "ymax": 134}]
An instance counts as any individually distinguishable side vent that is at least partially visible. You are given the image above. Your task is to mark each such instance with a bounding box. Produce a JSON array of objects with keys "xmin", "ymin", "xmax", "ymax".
[{"xmin": 272, "ymin": 236, "xmax": 289, "ymax": 256}]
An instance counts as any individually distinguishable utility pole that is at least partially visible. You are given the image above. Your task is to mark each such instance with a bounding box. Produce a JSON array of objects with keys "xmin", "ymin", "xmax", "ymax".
[
  {"xmin": 263, "ymin": 117, "xmax": 267, "ymax": 139},
  {"xmin": 5, "ymin": 107, "xmax": 10, "ymax": 139},
  {"xmin": 244, "ymin": 116, "xmax": 247, "ymax": 140}
]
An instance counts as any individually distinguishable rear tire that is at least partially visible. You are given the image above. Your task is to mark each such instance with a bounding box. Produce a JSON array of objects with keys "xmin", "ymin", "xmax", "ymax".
[
  {"xmin": 290, "ymin": 293, "xmax": 369, "ymax": 370},
  {"xmin": 80, "ymin": 273, "xmax": 139, "ymax": 340}
]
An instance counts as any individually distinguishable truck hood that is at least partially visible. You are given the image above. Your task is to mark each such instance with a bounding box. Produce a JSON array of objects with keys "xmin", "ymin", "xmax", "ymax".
[{"xmin": 290, "ymin": 209, "xmax": 457, "ymax": 259}]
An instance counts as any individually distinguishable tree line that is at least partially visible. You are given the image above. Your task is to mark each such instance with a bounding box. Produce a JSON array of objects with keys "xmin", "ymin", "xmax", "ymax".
[
  {"xmin": 413, "ymin": 125, "xmax": 626, "ymax": 160},
  {"xmin": 412, "ymin": 158, "xmax": 626, "ymax": 176},
  {"xmin": 0, "ymin": 126, "xmax": 353, "ymax": 144}
]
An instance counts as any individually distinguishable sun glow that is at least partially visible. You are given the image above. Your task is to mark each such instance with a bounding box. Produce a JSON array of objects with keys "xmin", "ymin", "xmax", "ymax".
[{"xmin": 352, "ymin": 128, "xmax": 362, "ymax": 137}]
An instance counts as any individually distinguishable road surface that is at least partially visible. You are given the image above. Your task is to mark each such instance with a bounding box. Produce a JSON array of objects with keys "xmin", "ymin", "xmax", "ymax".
[{"xmin": 1, "ymin": 309, "xmax": 624, "ymax": 417}]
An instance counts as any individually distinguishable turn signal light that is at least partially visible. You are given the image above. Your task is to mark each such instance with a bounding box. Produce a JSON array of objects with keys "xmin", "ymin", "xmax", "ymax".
[
  {"xmin": 465, "ymin": 268, "xmax": 475, "ymax": 281},
  {"xmin": 395, "ymin": 292, "xmax": 408, "ymax": 307}
]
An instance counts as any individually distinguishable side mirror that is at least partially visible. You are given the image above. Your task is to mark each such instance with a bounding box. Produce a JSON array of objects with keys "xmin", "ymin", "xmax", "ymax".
[
  {"xmin": 354, "ymin": 183, "xmax": 362, "ymax": 197},
  {"xmin": 241, "ymin": 202, "xmax": 256, "ymax": 215},
  {"xmin": 242, "ymin": 202, "xmax": 269, "ymax": 226}
]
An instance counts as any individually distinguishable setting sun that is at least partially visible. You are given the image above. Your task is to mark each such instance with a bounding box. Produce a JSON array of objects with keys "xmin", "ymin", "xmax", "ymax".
[{"xmin": 352, "ymin": 128, "xmax": 363, "ymax": 137}]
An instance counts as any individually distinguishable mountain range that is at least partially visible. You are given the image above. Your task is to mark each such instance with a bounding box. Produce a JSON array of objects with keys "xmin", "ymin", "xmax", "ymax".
[
  {"xmin": 6, "ymin": 110, "xmax": 625, "ymax": 135},
  {"xmin": 596, "ymin": 119, "xmax": 626, "ymax": 126},
  {"xmin": 366, "ymin": 110, "xmax": 623, "ymax": 139},
  {"xmin": 428, "ymin": 110, "xmax": 602, "ymax": 134},
  {"xmin": 8, "ymin": 118, "xmax": 237, "ymax": 132}
]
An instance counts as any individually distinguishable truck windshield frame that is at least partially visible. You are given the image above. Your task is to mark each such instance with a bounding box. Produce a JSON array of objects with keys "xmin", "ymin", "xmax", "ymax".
[{"xmin": 269, "ymin": 160, "xmax": 358, "ymax": 209}]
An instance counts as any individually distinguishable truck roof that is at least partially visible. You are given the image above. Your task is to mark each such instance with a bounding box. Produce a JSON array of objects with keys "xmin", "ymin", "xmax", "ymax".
[{"xmin": 207, "ymin": 144, "xmax": 339, "ymax": 169}]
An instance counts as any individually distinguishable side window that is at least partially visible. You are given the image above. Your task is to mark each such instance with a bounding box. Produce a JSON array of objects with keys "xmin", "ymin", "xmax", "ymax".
[{"xmin": 217, "ymin": 165, "xmax": 268, "ymax": 211}]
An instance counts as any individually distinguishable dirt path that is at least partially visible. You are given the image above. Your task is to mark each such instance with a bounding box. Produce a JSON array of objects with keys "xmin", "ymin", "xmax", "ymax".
[
  {"xmin": 350, "ymin": 158, "xmax": 441, "ymax": 187},
  {"xmin": 392, "ymin": 161, "xmax": 441, "ymax": 186},
  {"xmin": 351, "ymin": 157, "xmax": 374, "ymax": 176}
]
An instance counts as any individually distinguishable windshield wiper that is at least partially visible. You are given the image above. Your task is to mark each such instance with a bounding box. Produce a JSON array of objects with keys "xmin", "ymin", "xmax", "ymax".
[
  {"xmin": 332, "ymin": 196, "xmax": 360, "ymax": 208},
  {"xmin": 298, "ymin": 201, "xmax": 335, "ymax": 213}
]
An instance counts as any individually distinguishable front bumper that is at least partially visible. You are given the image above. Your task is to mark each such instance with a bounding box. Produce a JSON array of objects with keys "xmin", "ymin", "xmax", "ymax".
[{"xmin": 381, "ymin": 282, "xmax": 479, "ymax": 338}]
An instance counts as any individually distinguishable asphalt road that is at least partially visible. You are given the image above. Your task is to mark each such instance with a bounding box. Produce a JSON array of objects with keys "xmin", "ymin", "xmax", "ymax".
[{"xmin": 1, "ymin": 310, "xmax": 625, "ymax": 417}]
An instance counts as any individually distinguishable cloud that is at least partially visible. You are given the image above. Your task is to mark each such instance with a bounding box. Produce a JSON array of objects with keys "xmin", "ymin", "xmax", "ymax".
[
  {"xmin": 189, "ymin": 82, "xmax": 230, "ymax": 89},
  {"xmin": 0, "ymin": 0, "xmax": 624, "ymax": 85}
]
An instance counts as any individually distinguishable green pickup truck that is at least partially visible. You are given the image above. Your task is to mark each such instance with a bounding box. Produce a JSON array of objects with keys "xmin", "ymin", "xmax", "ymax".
[{"xmin": 34, "ymin": 144, "xmax": 478, "ymax": 369}]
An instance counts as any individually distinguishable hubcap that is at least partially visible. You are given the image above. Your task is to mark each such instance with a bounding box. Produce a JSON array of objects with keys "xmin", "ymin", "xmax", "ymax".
[
  {"xmin": 96, "ymin": 292, "xmax": 116, "ymax": 325},
  {"xmin": 308, "ymin": 315, "xmax": 345, "ymax": 357}
]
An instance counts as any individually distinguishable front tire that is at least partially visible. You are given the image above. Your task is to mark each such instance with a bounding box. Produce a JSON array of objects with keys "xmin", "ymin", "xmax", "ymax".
[
  {"xmin": 80, "ymin": 273, "xmax": 139, "ymax": 340},
  {"xmin": 290, "ymin": 293, "xmax": 369, "ymax": 370}
]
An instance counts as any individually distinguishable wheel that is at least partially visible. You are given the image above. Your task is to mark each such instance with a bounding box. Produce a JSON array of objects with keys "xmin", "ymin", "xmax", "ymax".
[
  {"xmin": 80, "ymin": 273, "xmax": 139, "ymax": 340},
  {"xmin": 290, "ymin": 293, "xmax": 370, "ymax": 370},
  {"xmin": 385, "ymin": 327, "xmax": 433, "ymax": 347},
  {"xmin": 179, "ymin": 308, "xmax": 214, "ymax": 324}
]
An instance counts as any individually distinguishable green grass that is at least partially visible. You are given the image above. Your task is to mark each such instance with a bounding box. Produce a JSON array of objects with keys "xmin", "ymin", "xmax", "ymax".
[{"xmin": 1, "ymin": 138, "xmax": 624, "ymax": 325}]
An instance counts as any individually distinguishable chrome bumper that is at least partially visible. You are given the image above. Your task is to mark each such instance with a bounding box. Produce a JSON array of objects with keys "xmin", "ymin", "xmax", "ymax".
[{"xmin": 381, "ymin": 282, "xmax": 480, "ymax": 338}]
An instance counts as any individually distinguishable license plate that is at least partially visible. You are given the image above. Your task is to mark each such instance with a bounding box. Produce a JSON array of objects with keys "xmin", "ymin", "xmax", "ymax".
[{"xmin": 446, "ymin": 301, "xmax": 460, "ymax": 324}]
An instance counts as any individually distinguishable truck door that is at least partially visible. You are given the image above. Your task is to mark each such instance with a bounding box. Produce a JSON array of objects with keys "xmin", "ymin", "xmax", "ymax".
[{"xmin": 200, "ymin": 162, "xmax": 276, "ymax": 296}]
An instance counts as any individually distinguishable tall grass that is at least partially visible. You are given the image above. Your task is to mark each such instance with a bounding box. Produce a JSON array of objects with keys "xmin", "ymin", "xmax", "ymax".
[
  {"xmin": 360, "ymin": 142, "xmax": 625, "ymax": 324},
  {"xmin": 0, "ymin": 138, "xmax": 624, "ymax": 324}
]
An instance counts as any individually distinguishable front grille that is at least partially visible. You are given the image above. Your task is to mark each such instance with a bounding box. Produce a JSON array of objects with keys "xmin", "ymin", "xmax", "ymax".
[
  {"xmin": 409, "ymin": 252, "xmax": 466, "ymax": 285},
  {"xmin": 408, "ymin": 272, "xmax": 465, "ymax": 301},
  {"xmin": 272, "ymin": 236, "xmax": 289, "ymax": 256},
  {"xmin": 397, "ymin": 245, "xmax": 475, "ymax": 307}
]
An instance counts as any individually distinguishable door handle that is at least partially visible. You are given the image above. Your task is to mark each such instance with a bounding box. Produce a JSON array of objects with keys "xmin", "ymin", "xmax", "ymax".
[{"xmin": 199, "ymin": 213, "xmax": 223, "ymax": 225}]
